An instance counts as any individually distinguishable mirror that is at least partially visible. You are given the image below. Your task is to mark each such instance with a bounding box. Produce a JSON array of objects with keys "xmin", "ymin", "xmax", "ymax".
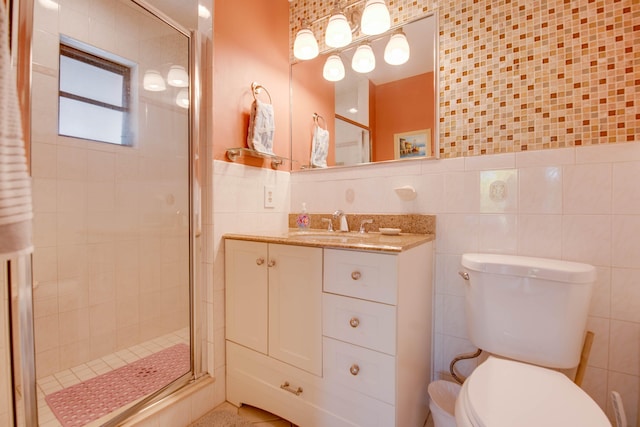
[{"xmin": 290, "ymin": 12, "xmax": 438, "ymax": 171}]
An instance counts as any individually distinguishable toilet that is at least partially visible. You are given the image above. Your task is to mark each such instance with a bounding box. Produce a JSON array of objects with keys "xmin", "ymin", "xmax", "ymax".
[{"xmin": 453, "ymin": 253, "xmax": 611, "ymax": 427}]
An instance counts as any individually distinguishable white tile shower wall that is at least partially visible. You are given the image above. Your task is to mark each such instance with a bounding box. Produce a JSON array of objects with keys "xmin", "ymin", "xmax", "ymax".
[
  {"xmin": 290, "ymin": 142, "xmax": 640, "ymax": 426},
  {"xmin": 208, "ymin": 160, "xmax": 291, "ymax": 404},
  {"xmin": 30, "ymin": 0, "xmax": 190, "ymax": 377}
]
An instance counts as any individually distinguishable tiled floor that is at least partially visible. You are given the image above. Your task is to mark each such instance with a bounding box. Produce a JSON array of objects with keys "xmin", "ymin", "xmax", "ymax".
[
  {"xmin": 207, "ymin": 402, "xmax": 298, "ymax": 426},
  {"xmin": 36, "ymin": 328, "xmax": 189, "ymax": 427},
  {"xmin": 205, "ymin": 401, "xmax": 435, "ymax": 427}
]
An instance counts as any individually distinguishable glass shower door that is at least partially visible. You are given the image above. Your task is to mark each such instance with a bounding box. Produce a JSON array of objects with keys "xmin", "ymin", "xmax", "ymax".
[{"xmin": 29, "ymin": 0, "xmax": 193, "ymax": 425}]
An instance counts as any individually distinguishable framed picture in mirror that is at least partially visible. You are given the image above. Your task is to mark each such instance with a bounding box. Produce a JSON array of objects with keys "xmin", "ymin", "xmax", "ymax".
[{"xmin": 394, "ymin": 129, "xmax": 431, "ymax": 160}]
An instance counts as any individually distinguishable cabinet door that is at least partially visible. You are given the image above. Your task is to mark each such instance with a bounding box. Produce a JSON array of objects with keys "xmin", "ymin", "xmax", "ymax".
[
  {"xmin": 268, "ymin": 244, "xmax": 323, "ymax": 376},
  {"xmin": 225, "ymin": 239, "xmax": 268, "ymax": 354}
]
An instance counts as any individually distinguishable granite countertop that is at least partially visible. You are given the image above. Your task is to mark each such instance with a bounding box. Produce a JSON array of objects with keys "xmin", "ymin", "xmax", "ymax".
[{"xmin": 224, "ymin": 229, "xmax": 435, "ymax": 253}]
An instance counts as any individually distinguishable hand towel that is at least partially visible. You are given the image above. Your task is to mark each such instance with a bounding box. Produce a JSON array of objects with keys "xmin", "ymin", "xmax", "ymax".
[
  {"xmin": 247, "ymin": 99, "xmax": 275, "ymax": 155},
  {"xmin": 0, "ymin": 0, "xmax": 34, "ymax": 260},
  {"xmin": 310, "ymin": 125, "xmax": 329, "ymax": 168}
]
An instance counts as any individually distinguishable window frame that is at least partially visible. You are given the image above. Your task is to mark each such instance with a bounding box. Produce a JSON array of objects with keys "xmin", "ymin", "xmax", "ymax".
[{"xmin": 58, "ymin": 43, "xmax": 133, "ymax": 146}]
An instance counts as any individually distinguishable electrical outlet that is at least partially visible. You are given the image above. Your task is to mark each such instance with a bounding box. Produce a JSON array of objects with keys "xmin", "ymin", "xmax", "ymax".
[{"xmin": 264, "ymin": 185, "xmax": 275, "ymax": 208}]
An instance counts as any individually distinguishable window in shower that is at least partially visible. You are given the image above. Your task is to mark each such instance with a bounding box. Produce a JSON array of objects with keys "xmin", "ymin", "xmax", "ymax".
[{"xmin": 58, "ymin": 41, "xmax": 132, "ymax": 145}]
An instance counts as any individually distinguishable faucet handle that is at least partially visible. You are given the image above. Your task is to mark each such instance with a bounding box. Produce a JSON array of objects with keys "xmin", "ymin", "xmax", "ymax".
[
  {"xmin": 321, "ymin": 218, "xmax": 334, "ymax": 231},
  {"xmin": 359, "ymin": 219, "xmax": 374, "ymax": 233}
]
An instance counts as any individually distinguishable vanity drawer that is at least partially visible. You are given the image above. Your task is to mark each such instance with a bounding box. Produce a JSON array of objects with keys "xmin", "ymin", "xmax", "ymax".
[
  {"xmin": 323, "ymin": 293, "xmax": 396, "ymax": 355},
  {"xmin": 323, "ymin": 337, "xmax": 396, "ymax": 405},
  {"xmin": 324, "ymin": 249, "xmax": 398, "ymax": 305},
  {"xmin": 228, "ymin": 341, "xmax": 395, "ymax": 427}
]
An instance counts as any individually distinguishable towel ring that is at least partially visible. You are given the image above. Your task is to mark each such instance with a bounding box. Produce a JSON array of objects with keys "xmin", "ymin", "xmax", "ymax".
[
  {"xmin": 251, "ymin": 82, "xmax": 272, "ymax": 104},
  {"xmin": 313, "ymin": 113, "xmax": 326, "ymax": 129}
]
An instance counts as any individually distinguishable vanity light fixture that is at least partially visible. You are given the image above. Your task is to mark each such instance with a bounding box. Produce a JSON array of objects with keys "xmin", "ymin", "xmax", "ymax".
[
  {"xmin": 167, "ymin": 65, "xmax": 189, "ymax": 87},
  {"xmin": 293, "ymin": 20, "xmax": 319, "ymax": 60},
  {"xmin": 383, "ymin": 28, "xmax": 410, "ymax": 65},
  {"xmin": 143, "ymin": 70, "xmax": 166, "ymax": 91},
  {"xmin": 323, "ymin": 54, "xmax": 346, "ymax": 81},
  {"xmin": 198, "ymin": 4, "xmax": 211, "ymax": 19},
  {"xmin": 361, "ymin": 0, "xmax": 391, "ymax": 35},
  {"xmin": 176, "ymin": 89, "xmax": 189, "ymax": 108},
  {"xmin": 325, "ymin": 4, "xmax": 353, "ymax": 48},
  {"xmin": 351, "ymin": 43, "xmax": 375, "ymax": 73},
  {"xmin": 38, "ymin": 0, "xmax": 59, "ymax": 10}
]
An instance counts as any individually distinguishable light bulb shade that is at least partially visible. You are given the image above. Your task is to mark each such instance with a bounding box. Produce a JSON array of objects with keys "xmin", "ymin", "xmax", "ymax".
[
  {"xmin": 176, "ymin": 89, "xmax": 189, "ymax": 109},
  {"xmin": 384, "ymin": 32, "xmax": 410, "ymax": 65},
  {"xmin": 351, "ymin": 44, "xmax": 376, "ymax": 73},
  {"xmin": 198, "ymin": 4, "xmax": 211, "ymax": 19},
  {"xmin": 323, "ymin": 55, "xmax": 345, "ymax": 82},
  {"xmin": 38, "ymin": 0, "xmax": 59, "ymax": 10},
  {"xmin": 167, "ymin": 65, "xmax": 189, "ymax": 87},
  {"xmin": 293, "ymin": 28, "xmax": 319, "ymax": 60},
  {"xmin": 361, "ymin": 0, "xmax": 391, "ymax": 35},
  {"xmin": 143, "ymin": 70, "xmax": 166, "ymax": 91},
  {"xmin": 325, "ymin": 13, "xmax": 352, "ymax": 48}
]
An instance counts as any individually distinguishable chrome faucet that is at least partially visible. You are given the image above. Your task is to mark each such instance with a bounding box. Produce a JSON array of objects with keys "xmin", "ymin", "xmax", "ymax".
[
  {"xmin": 359, "ymin": 219, "xmax": 373, "ymax": 233},
  {"xmin": 333, "ymin": 210, "xmax": 349, "ymax": 232},
  {"xmin": 321, "ymin": 217, "xmax": 334, "ymax": 231}
]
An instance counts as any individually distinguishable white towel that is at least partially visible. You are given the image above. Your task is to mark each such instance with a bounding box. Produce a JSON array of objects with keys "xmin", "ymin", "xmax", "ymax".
[
  {"xmin": 310, "ymin": 125, "xmax": 329, "ymax": 168},
  {"xmin": 0, "ymin": 1, "xmax": 33, "ymax": 260},
  {"xmin": 247, "ymin": 99, "xmax": 275, "ymax": 155}
]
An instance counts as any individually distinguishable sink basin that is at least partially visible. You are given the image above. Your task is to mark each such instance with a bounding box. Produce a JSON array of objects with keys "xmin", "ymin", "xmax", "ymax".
[{"xmin": 288, "ymin": 232, "xmax": 372, "ymax": 243}]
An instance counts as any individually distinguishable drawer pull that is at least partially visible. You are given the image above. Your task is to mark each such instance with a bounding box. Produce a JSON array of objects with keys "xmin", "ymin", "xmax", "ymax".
[
  {"xmin": 350, "ymin": 364, "xmax": 360, "ymax": 376},
  {"xmin": 351, "ymin": 271, "xmax": 361, "ymax": 280},
  {"xmin": 280, "ymin": 381, "xmax": 303, "ymax": 396},
  {"xmin": 256, "ymin": 257, "xmax": 265, "ymax": 266},
  {"xmin": 349, "ymin": 317, "xmax": 360, "ymax": 328},
  {"xmin": 268, "ymin": 260, "xmax": 276, "ymax": 267}
]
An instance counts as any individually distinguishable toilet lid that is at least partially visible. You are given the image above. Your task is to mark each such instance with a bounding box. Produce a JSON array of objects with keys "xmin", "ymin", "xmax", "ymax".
[{"xmin": 462, "ymin": 357, "xmax": 611, "ymax": 427}]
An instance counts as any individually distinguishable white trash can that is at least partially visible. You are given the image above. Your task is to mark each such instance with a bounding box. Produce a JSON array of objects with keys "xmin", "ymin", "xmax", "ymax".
[{"xmin": 428, "ymin": 380, "xmax": 461, "ymax": 427}]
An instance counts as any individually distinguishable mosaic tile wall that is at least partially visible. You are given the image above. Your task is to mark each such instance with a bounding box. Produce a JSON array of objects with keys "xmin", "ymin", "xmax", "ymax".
[{"xmin": 290, "ymin": 0, "xmax": 640, "ymax": 158}]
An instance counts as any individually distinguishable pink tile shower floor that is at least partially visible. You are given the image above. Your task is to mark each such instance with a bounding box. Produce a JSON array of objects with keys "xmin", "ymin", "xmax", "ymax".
[{"xmin": 37, "ymin": 329, "xmax": 189, "ymax": 427}]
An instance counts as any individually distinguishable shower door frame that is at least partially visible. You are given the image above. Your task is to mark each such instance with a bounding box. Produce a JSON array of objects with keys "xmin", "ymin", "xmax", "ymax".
[{"xmin": 8, "ymin": 0, "xmax": 205, "ymax": 425}]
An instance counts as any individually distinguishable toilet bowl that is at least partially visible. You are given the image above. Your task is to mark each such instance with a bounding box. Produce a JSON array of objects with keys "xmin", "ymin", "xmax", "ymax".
[{"xmin": 454, "ymin": 357, "xmax": 611, "ymax": 427}]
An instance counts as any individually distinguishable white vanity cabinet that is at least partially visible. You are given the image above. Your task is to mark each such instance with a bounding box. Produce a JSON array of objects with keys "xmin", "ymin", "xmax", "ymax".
[
  {"xmin": 225, "ymin": 239, "xmax": 322, "ymax": 375},
  {"xmin": 322, "ymin": 245, "xmax": 434, "ymax": 426},
  {"xmin": 225, "ymin": 237, "xmax": 433, "ymax": 427}
]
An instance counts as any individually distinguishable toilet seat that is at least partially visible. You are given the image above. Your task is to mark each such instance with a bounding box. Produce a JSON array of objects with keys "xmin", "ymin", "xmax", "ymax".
[{"xmin": 454, "ymin": 357, "xmax": 611, "ymax": 427}]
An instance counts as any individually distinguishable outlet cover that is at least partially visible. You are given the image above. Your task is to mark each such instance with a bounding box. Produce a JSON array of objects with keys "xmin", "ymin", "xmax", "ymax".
[{"xmin": 264, "ymin": 185, "xmax": 275, "ymax": 208}]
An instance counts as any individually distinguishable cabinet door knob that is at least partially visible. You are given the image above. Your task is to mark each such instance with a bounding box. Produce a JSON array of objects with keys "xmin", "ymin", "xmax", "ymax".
[
  {"xmin": 351, "ymin": 271, "xmax": 361, "ymax": 280},
  {"xmin": 349, "ymin": 317, "xmax": 360, "ymax": 328},
  {"xmin": 350, "ymin": 364, "xmax": 360, "ymax": 376},
  {"xmin": 267, "ymin": 260, "xmax": 276, "ymax": 267},
  {"xmin": 256, "ymin": 257, "xmax": 265, "ymax": 265}
]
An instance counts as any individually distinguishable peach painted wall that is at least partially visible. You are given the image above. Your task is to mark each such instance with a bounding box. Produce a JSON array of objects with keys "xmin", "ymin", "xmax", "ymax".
[
  {"xmin": 212, "ymin": 0, "xmax": 291, "ymax": 168},
  {"xmin": 290, "ymin": 55, "xmax": 335, "ymax": 171},
  {"xmin": 373, "ymin": 72, "xmax": 435, "ymax": 162}
]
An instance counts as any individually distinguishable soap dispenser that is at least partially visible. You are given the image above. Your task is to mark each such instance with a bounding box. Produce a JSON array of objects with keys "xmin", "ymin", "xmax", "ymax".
[{"xmin": 296, "ymin": 203, "xmax": 310, "ymax": 229}]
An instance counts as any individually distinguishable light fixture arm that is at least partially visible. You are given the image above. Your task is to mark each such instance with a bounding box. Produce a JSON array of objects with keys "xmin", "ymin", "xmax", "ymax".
[
  {"xmin": 299, "ymin": 0, "xmax": 367, "ymax": 29},
  {"xmin": 348, "ymin": 8, "xmax": 361, "ymax": 34}
]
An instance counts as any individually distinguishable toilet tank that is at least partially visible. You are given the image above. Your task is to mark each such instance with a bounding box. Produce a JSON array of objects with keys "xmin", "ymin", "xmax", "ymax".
[{"xmin": 461, "ymin": 253, "xmax": 596, "ymax": 369}]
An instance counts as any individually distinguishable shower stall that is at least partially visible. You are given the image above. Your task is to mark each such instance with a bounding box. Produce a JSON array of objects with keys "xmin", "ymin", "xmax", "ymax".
[{"xmin": 4, "ymin": 0, "xmax": 207, "ymax": 425}]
